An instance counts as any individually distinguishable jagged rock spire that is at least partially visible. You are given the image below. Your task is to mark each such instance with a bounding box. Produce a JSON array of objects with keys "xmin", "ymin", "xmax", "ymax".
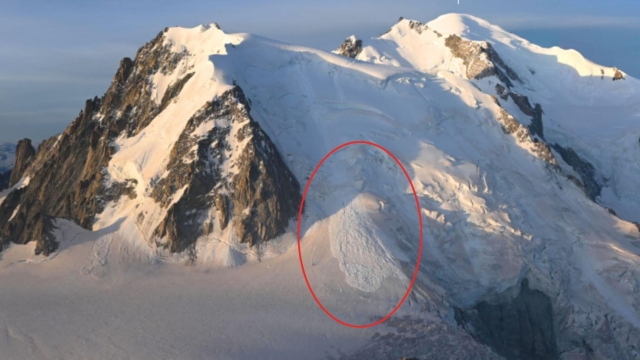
[{"xmin": 8, "ymin": 139, "xmax": 35, "ymax": 188}]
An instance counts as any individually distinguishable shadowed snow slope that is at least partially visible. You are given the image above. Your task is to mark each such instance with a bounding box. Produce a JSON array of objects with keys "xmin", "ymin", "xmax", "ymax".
[{"xmin": 1, "ymin": 13, "xmax": 640, "ymax": 360}]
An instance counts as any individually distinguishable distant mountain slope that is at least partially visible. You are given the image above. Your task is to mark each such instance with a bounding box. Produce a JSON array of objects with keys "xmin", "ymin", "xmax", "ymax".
[
  {"xmin": 0, "ymin": 143, "xmax": 16, "ymax": 172},
  {"xmin": 0, "ymin": 14, "xmax": 639, "ymax": 360},
  {"xmin": 0, "ymin": 171, "xmax": 9, "ymax": 191},
  {"xmin": 0, "ymin": 142, "xmax": 16, "ymax": 190}
]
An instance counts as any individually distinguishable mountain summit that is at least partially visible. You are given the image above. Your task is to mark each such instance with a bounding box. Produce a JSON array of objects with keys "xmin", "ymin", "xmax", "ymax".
[{"xmin": 0, "ymin": 13, "xmax": 639, "ymax": 359}]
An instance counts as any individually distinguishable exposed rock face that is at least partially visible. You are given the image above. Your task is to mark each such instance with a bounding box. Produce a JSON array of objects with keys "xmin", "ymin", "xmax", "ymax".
[
  {"xmin": 334, "ymin": 36, "xmax": 363, "ymax": 59},
  {"xmin": 0, "ymin": 96, "xmax": 112, "ymax": 255},
  {"xmin": 445, "ymin": 34, "xmax": 521, "ymax": 87},
  {"xmin": 495, "ymin": 105, "xmax": 557, "ymax": 166},
  {"xmin": 0, "ymin": 30, "xmax": 193, "ymax": 255},
  {"xmin": 101, "ymin": 31, "xmax": 190, "ymax": 137},
  {"xmin": 489, "ymin": 43, "xmax": 604, "ymax": 205},
  {"xmin": 449, "ymin": 36, "xmax": 556, "ymax": 171},
  {"xmin": 495, "ymin": 84, "xmax": 545, "ymax": 140},
  {"xmin": 613, "ymin": 67, "xmax": 625, "ymax": 81},
  {"xmin": 551, "ymin": 144, "xmax": 602, "ymax": 200},
  {"xmin": 152, "ymin": 86, "xmax": 301, "ymax": 252},
  {"xmin": 529, "ymin": 104, "xmax": 545, "ymax": 141},
  {"xmin": 8, "ymin": 139, "xmax": 35, "ymax": 187},
  {"xmin": 408, "ymin": 20, "xmax": 441, "ymax": 37},
  {"xmin": 455, "ymin": 279, "xmax": 558, "ymax": 360},
  {"xmin": 159, "ymin": 72, "xmax": 194, "ymax": 111}
]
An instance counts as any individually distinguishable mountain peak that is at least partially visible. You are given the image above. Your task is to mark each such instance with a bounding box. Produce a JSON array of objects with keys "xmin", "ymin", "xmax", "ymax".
[
  {"xmin": 332, "ymin": 35, "xmax": 363, "ymax": 58},
  {"xmin": 430, "ymin": 13, "xmax": 493, "ymax": 28},
  {"xmin": 383, "ymin": 13, "xmax": 524, "ymax": 45}
]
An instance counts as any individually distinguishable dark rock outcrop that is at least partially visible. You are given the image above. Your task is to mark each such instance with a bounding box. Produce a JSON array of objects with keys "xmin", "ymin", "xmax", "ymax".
[
  {"xmin": 152, "ymin": 86, "xmax": 301, "ymax": 252},
  {"xmin": 8, "ymin": 139, "xmax": 35, "ymax": 187},
  {"xmin": 407, "ymin": 20, "xmax": 428, "ymax": 34},
  {"xmin": 495, "ymin": 83, "xmax": 508, "ymax": 101},
  {"xmin": 101, "ymin": 31, "xmax": 190, "ymax": 137},
  {"xmin": 403, "ymin": 19, "xmax": 442, "ymax": 37},
  {"xmin": 0, "ymin": 96, "xmax": 111, "ymax": 255},
  {"xmin": 551, "ymin": 144, "xmax": 601, "ymax": 201},
  {"xmin": 495, "ymin": 84, "xmax": 545, "ymax": 140},
  {"xmin": 159, "ymin": 72, "xmax": 195, "ymax": 111},
  {"xmin": 445, "ymin": 34, "xmax": 521, "ymax": 87},
  {"xmin": 334, "ymin": 36, "xmax": 363, "ymax": 59},
  {"xmin": 455, "ymin": 279, "xmax": 558, "ymax": 360},
  {"xmin": 529, "ymin": 104, "xmax": 545, "ymax": 141},
  {"xmin": 495, "ymin": 106, "xmax": 557, "ymax": 166},
  {"xmin": 613, "ymin": 67, "xmax": 625, "ymax": 81}
]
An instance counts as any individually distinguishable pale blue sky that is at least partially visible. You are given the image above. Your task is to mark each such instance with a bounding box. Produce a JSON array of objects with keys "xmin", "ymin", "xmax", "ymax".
[{"xmin": 1, "ymin": 0, "xmax": 639, "ymax": 143}]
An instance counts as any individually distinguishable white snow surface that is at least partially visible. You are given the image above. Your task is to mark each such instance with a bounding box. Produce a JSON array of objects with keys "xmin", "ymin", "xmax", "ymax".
[
  {"xmin": 2, "ymin": 13, "xmax": 640, "ymax": 359},
  {"xmin": 329, "ymin": 194, "xmax": 407, "ymax": 292}
]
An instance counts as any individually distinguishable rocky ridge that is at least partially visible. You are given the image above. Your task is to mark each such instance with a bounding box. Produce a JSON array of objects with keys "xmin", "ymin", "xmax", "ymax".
[
  {"xmin": 440, "ymin": 34, "xmax": 558, "ymax": 169},
  {"xmin": 442, "ymin": 31, "xmax": 610, "ymax": 208},
  {"xmin": 150, "ymin": 86, "xmax": 300, "ymax": 253},
  {"xmin": 333, "ymin": 36, "xmax": 363, "ymax": 59}
]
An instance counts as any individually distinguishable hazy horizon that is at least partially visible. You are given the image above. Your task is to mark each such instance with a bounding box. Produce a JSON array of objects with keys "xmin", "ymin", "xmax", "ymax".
[{"xmin": 2, "ymin": 0, "xmax": 639, "ymax": 144}]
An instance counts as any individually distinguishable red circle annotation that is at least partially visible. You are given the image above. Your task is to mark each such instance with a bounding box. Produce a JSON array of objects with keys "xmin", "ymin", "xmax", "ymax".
[{"xmin": 296, "ymin": 140, "xmax": 424, "ymax": 329}]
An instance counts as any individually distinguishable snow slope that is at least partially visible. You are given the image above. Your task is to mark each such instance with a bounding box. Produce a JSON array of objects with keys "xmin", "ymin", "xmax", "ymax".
[
  {"xmin": 363, "ymin": 14, "xmax": 640, "ymax": 222},
  {"xmin": 1, "ymin": 13, "xmax": 640, "ymax": 359}
]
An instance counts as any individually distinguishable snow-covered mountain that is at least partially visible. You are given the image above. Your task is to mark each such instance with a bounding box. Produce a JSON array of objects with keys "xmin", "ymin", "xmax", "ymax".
[{"xmin": 1, "ymin": 14, "xmax": 639, "ymax": 360}]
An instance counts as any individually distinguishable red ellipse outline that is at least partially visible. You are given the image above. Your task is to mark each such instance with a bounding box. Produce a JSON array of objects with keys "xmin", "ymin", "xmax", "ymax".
[{"xmin": 297, "ymin": 140, "xmax": 423, "ymax": 328}]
